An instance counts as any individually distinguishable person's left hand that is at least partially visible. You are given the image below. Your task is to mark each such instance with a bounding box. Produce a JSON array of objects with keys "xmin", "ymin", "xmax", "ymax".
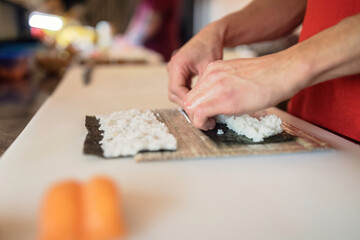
[{"xmin": 183, "ymin": 51, "xmax": 309, "ymax": 130}]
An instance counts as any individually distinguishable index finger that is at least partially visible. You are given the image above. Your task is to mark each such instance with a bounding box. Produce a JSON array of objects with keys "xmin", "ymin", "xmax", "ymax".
[{"xmin": 167, "ymin": 61, "xmax": 193, "ymax": 107}]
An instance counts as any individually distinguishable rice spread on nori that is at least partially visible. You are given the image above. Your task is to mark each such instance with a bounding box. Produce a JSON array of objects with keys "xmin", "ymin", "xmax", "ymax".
[{"xmin": 84, "ymin": 109, "xmax": 177, "ymax": 158}]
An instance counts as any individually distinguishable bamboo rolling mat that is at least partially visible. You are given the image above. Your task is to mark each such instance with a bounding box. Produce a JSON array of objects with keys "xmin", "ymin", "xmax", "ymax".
[
  {"xmin": 83, "ymin": 109, "xmax": 331, "ymax": 162},
  {"xmin": 136, "ymin": 109, "xmax": 331, "ymax": 162}
]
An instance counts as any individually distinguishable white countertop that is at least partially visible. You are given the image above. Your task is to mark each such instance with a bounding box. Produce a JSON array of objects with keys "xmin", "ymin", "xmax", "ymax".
[{"xmin": 0, "ymin": 65, "xmax": 359, "ymax": 240}]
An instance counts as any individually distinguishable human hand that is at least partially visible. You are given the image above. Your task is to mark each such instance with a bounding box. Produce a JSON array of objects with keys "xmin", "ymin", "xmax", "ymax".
[
  {"xmin": 183, "ymin": 51, "xmax": 309, "ymax": 130},
  {"xmin": 167, "ymin": 22, "xmax": 225, "ymax": 107}
]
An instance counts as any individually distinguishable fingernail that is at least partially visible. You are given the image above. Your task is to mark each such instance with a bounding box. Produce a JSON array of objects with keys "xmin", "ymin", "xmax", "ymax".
[
  {"xmin": 206, "ymin": 119, "xmax": 215, "ymax": 130},
  {"xmin": 209, "ymin": 120, "xmax": 216, "ymax": 130},
  {"xmin": 183, "ymin": 100, "xmax": 193, "ymax": 110}
]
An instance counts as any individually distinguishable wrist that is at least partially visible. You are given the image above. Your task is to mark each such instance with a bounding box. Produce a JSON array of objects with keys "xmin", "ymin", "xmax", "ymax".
[
  {"xmin": 282, "ymin": 45, "xmax": 315, "ymax": 94},
  {"xmin": 190, "ymin": 20, "xmax": 225, "ymax": 65},
  {"xmin": 259, "ymin": 47, "xmax": 314, "ymax": 105},
  {"xmin": 202, "ymin": 20, "xmax": 226, "ymax": 48}
]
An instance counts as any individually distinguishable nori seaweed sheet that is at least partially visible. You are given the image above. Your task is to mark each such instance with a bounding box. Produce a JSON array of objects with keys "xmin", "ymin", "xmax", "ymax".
[
  {"xmin": 83, "ymin": 116, "xmax": 175, "ymax": 158},
  {"xmin": 84, "ymin": 115, "xmax": 295, "ymax": 158},
  {"xmin": 202, "ymin": 123, "xmax": 295, "ymax": 147},
  {"xmin": 84, "ymin": 116, "xmax": 104, "ymax": 157}
]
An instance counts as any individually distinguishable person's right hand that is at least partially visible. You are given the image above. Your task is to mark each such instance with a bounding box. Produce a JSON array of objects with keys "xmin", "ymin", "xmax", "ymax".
[{"xmin": 167, "ymin": 22, "xmax": 224, "ymax": 107}]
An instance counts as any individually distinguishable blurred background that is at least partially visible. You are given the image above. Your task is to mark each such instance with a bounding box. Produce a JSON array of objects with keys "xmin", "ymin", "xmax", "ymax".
[{"xmin": 0, "ymin": 0, "xmax": 299, "ymax": 155}]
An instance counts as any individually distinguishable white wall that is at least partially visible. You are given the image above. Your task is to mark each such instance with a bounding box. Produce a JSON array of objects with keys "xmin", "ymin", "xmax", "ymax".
[
  {"xmin": 209, "ymin": 0, "xmax": 252, "ymax": 21},
  {"xmin": 194, "ymin": 0, "xmax": 252, "ymax": 34}
]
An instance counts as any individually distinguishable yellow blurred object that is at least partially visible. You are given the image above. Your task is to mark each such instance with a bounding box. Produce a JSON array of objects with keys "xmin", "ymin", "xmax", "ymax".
[{"xmin": 56, "ymin": 25, "xmax": 96, "ymax": 51}]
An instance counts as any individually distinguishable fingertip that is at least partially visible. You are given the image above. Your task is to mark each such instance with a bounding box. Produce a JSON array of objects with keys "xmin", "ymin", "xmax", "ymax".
[
  {"xmin": 183, "ymin": 101, "xmax": 189, "ymax": 112},
  {"xmin": 200, "ymin": 119, "xmax": 215, "ymax": 131},
  {"xmin": 207, "ymin": 118, "xmax": 216, "ymax": 130},
  {"xmin": 192, "ymin": 107, "xmax": 206, "ymax": 130},
  {"xmin": 183, "ymin": 93, "xmax": 192, "ymax": 111},
  {"xmin": 191, "ymin": 100, "xmax": 220, "ymax": 130},
  {"xmin": 169, "ymin": 93, "xmax": 184, "ymax": 107}
]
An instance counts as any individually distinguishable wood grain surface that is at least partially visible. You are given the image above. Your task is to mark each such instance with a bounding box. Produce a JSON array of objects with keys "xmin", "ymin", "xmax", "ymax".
[
  {"xmin": 133, "ymin": 109, "xmax": 331, "ymax": 162},
  {"xmin": 83, "ymin": 108, "xmax": 331, "ymax": 161}
]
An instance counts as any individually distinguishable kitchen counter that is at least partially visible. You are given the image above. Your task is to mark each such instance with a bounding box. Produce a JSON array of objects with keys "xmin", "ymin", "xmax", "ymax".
[
  {"xmin": 0, "ymin": 74, "xmax": 62, "ymax": 156},
  {"xmin": 0, "ymin": 65, "xmax": 359, "ymax": 240}
]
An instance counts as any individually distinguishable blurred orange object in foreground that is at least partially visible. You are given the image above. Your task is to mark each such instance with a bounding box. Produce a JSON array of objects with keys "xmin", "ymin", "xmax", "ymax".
[{"xmin": 38, "ymin": 176, "xmax": 127, "ymax": 240}]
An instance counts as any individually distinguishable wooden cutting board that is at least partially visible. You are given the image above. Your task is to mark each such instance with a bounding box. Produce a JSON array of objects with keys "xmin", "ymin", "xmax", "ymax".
[{"xmin": 84, "ymin": 108, "xmax": 330, "ymax": 162}]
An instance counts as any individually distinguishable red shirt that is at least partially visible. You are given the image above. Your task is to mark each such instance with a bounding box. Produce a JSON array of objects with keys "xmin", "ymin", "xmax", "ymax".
[
  {"xmin": 288, "ymin": 0, "xmax": 360, "ymax": 142},
  {"xmin": 137, "ymin": 0, "xmax": 180, "ymax": 61}
]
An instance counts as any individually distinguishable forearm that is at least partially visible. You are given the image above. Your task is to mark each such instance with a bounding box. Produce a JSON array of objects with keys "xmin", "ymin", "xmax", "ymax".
[
  {"xmin": 287, "ymin": 13, "xmax": 360, "ymax": 90},
  {"xmin": 140, "ymin": 11, "xmax": 162, "ymax": 42},
  {"xmin": 214, "ymin": 0, "xmax": 306, "ymax": 47},
  {"xmin": 125, "ymin": 9, "xmax": 162, "ymax": 45}
]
